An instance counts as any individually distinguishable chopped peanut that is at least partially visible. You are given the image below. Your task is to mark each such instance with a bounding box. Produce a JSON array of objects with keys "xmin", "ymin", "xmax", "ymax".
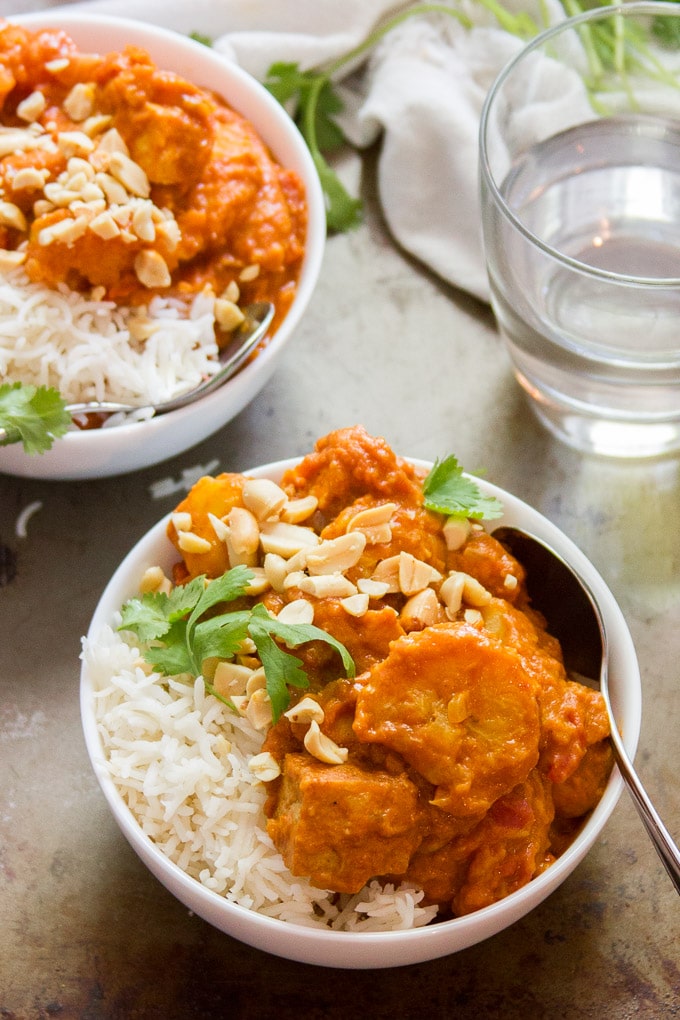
[{"xmin": 303, "ymin": 720, "xmax": 348, "ymax": 765}]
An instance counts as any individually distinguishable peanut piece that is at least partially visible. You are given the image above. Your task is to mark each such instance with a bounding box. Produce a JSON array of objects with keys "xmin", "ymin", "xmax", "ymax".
[
  {"xmin": 305, "ymin": 531, "xmax": 366, "ymax": 576},
  {"xmin": 214, "ymin": 298, "xmax": 245, "ymax": 332},
  {"xmin": 245, "ymin": 688, "xmax": 273, "ymax": 730},
  {"xmin": 0, "ymin": 201, "xmax": 27, "ymax": 231},
  {"xmin": 176, "ymin": 530, "xmax": 211, "ymax": 554},
  {"xmin": 259, "ymin": 521, "xmax": 320, "ymax": 558},
  {"xmin": 63, "ymin": 82, "xmax": 95, "ymax": 122},
  {"xmin": 398, "ymin": 551, "xmax": 442, "ymax": 596},
  {"xmin": 340, "ymin": 593, "xmax": 370, "ymax": 617},
  {"xmin": 303, "ymin": 720, "xmax": 348, "ymax": 765},
  {"xmin": 443, "ymin": 515, "xmax": 471, "ymax": 551},
  {"xmin": 400, "ymin": 588, "xmax": 442, "ymax": 631},
  {"xmin": 227, "ymin": 506, "xmax": 260, "ymax": 557},
  {"xmin": 290, "ymin": 574, "xmax": 358, "ymax": 599},
  {"xmin": 242, "ymin": 478, "xmax": 288, "ymax": 522},
  {"xmin": 0, "ymin": 248, "xmax": 26, "ymax": 270},
  {"xmin": 277, "ymin": 598, "xmax": 314, "ymax": 626},
  {"xmin": 134, "ymin": 249, "xmax": 171, "ymax": 289},
  {"xmin": 11, "ymin": 166, "xmax": 49, "ymax": 190},
  {"xmin": 109, "ymin": 151, "xmax": 150, "ymax": 198},
  {"xmin": 213, "ymin": 661, "xmax": 254, "ymax": 698},
  {"xmin": 284, "ymin": 697, "xmax": 325, "ymax": 725},
  {"xmin": 249, "ymin": 752, "xmax": 281, "ymax": 782},
  {"xmin": 17, "ymin": 91, "xmax": 46, "ymax": 123},
  {"xmin": 281, "ymin": 496, "xmax": 318, "ymax": 524},
  {"xmin": 440, "ymin": 572, "xmax": 465, "ymax": 618},
  {"xmin": 239, "ymin": 264, "xmax": 260, "ymax": 282}
]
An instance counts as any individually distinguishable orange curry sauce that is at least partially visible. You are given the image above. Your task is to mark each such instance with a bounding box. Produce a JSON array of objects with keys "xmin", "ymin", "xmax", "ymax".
[
  {"xmin": 166, "ymin": 427, "xmax": 614, "ymax": 919},
  {"xmin": 0, "ymin": 21, "xmax": 307, "ymax": 333}
]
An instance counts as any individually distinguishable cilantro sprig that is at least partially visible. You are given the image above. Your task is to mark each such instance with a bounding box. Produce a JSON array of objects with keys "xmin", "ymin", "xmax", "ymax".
[
  {"xmin": 197, "ymin": 0, "xmax": 536, "ymax": 222},
  {"xmin": 119, "ymin": 565, "xmax": 355, "ymax": 723},
  {"xmin": 266, "ymin": 62, "xmax": 363, "ymax": 232},
  {"xmin": 264, "ymin": 0, "xmax": 680, "ymax": 232},
  {"xmin": 264, "ymin": 4, "xmax": 478, "ymax": 232},
  {"xmin": 0, "ymin": 382, "xmax": 71, "ymax": 454},
  {"xmin": 423, "ymin": 455, "xmax": 503, "ymax": 520}
]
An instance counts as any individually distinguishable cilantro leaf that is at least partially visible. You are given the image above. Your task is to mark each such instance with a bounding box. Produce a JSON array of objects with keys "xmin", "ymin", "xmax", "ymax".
[
  {"xmin": 248, "ymin": 603, "xmax": 355, "ymax": 722},
  {"xmin": 118, "ymin": 566, "xmax": 355, "ymax": 723},
  {"xmin": 250, "ymin": 629, "xmax": 309, "ymax": 724},
  {"xmin": 264, "ymin": 63, "xmax": 345, "ymax": 150},
  {"xmin": 171, "ymin": 574, "xmax": 212, "ymax": 619},
  {"xmin": 191, "ymin": 610, "xmax": 251, "ymax": 669},
  {"xmin": 263, "ymin": 2, "xmax": 680, "ymax": 240},
  {"xmin": 119, "ymin": 575, "xmax": 206, "ymax": 643},
  {"xmin": 317, "ymin": 162, "xmax": 363, "ymax": 232},
  {"xmin": 0, "ymin": 382, "xmax": 70, "ymax": 454},
  {"xmin": 263, "ymin": 7, "xmax": 478, "ymax": 233},
  {"xmin": 249, "ymin": 603, "xmax": 356, "ymax": 679},
  {"xmin": 265, "ymin": 62, "xmax": 308, "ymax": 106},
  {"xmin": 144, "ymin": 620, "xmax": 195, "ymax": 677},
  {"xmin": 186, "ymin": 566, "xmax": 253, "ymax": 645},
  {"xmin": 118, "ymin": 594, "xmax": 174, "ymax": 643},
  {"xmin": 265, "ymin": 62, "xmax": 363, "ymax": 232},
  {"xmin": 423, "ymin": 455, "xmax": 503, "ymax": 520}
]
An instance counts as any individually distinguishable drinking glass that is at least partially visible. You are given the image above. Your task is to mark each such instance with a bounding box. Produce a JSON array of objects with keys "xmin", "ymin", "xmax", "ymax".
[{"xmin": 479, "ymin": 2, "xmax": 680, "ymax": 458}]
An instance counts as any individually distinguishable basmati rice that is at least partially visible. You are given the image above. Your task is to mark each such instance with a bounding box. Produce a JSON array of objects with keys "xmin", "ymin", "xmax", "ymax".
[
  {"xmin": 0, "ymin": 264, "xmax": 222, "ymax": 406},
  {"xmin": 82, "ymin": 622, "xmax": 439, "ymax": 932}
]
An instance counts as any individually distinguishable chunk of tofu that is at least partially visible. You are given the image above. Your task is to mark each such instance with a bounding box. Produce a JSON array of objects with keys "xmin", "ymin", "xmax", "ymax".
[{"xmin": 266, "ymin": 753, "xmax": 424, "ymax": 894}]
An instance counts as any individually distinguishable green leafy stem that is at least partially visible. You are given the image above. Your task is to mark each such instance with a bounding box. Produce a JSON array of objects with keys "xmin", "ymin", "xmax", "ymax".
[
  {"xmin": 264, "ymin": 2, "xmax": 525, "ymax": 232},
  {"xmin": 263, "ymin": 0, "xmax": 680, "ymax": 231},
  {"xmin": 119, "ymin": 564, "xmax": 355, "ymax": 723},
  {"xmin": 423, "ymin": 454, "xmax": 503, "ymax": 520},
  {"xmin": 0, "ymin": 381, "xmax": 71, "ymax": 454}
]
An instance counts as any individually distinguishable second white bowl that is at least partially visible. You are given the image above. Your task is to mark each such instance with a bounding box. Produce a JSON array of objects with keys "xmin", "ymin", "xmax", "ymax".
[{"xmin": 0, "ymin": 14, "xmax": 325, "ymax": 480}]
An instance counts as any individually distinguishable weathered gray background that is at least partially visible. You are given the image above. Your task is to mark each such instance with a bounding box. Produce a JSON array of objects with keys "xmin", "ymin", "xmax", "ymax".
[{"xmin": 1, "ymin": 2, "xmax": 678, "ymax": 1016}]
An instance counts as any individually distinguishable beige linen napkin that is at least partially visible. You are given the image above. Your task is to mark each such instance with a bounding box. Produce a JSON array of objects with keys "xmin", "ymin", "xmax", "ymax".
[{"xmin": 19, "ymin": 0, "xmax": 576, "ymax": 301}]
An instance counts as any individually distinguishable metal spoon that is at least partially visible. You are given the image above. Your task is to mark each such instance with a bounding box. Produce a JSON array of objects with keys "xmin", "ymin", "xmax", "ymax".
[
  {"xmin": 493, "ymin": 525, "xmax": 680, "ymax": 893},
  {"xmin": 66, "ymin": 299, "xmax": 274, "ymax": 424}
]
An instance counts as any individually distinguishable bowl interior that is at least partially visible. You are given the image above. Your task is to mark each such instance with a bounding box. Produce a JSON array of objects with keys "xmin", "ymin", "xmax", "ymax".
[
  {"xmin": 80, "ymin": 461, "xmax": 641, "ymax": 968},
  {"xmin": 0, "ymin": 15, "xmax": 325, "ymax": 480}
]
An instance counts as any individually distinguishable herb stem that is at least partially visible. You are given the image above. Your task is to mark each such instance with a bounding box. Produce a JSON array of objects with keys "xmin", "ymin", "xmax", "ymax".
[
  {"xmin": 323, "ymin": 4, "xmax": 474, "ymax": 80},
  {"xmin": 267, "ymin": 0, "xmax": 680, "ymax": 232},
  {"xmin": 301, "ymin": 73, "xmax": 327, "ymax": 165}
]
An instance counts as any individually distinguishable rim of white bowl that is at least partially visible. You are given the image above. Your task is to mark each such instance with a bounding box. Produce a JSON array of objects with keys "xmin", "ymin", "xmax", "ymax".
[
  {"xmin": 80, "ymin": 461, "xmax": 641, "ymax": 968},
  {"xmin": 0, "ymin": 15, "xmax": 326, "ymax": 480}
]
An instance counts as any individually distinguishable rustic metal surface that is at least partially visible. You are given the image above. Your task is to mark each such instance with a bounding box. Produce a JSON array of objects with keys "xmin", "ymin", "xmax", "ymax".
[{"xmin": 1, "ymin": 3, "xmax": 678, "ymax": 1016}]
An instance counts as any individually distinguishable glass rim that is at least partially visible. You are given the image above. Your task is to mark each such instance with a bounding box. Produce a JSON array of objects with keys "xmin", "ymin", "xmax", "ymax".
[{"xmin": 478, "ymin": 1, "xmax": 680, "ymax": 288}]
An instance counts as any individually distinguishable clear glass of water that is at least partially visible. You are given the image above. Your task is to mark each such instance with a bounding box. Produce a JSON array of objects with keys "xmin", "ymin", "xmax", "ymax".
[{"xmin": 479, "ymin": 2, "xmax": 680, "ymax": 458}]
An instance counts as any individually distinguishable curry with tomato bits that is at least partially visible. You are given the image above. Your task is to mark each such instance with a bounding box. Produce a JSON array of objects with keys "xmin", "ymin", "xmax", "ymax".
[
  {"xmin": 0, "ymin": 20, "xmax": 306, "ymax": 334},
  {"xmin": 162, "ymin": 426, "xmax": 612, "ymax": 917}
]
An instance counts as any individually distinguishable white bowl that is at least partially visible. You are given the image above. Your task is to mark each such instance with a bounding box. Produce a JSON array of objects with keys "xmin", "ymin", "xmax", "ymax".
[
  {"xmin": 0, "ymin": 14, "xmax": 325, "ymax": 480},
  {"xmin": 80, "ymin": 459, "xmax": 641, "ymax": 969}
]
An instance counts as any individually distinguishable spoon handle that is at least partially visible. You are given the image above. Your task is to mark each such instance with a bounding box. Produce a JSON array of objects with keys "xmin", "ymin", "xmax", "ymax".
[{"xmin": 607, "ymin": 712, "xmax": 680, "ymax": 893}]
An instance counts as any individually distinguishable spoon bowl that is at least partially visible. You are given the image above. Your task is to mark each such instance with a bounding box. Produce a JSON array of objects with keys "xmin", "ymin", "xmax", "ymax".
[
  {"xmin": 494, "ymin": 525, "xmax": 680, "ymax": 893},
  {"xmin": 66, "ymin": 300, "xmax": 274, "ymax": 426}
]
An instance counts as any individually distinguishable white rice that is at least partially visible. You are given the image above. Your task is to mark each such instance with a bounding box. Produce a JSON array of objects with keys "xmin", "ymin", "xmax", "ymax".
[
  {"xmin": 0, "ymin": 264, "xmax": 222, "ymax": 406},
  {"xmin": 82, "ymin": 622, "xmax": 439, "ymax": 932}
]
